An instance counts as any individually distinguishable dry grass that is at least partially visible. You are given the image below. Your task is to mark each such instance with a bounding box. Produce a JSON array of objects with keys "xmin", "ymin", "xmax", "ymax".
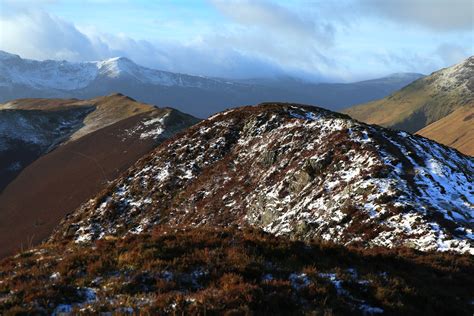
[{"xmin": 417, "ymin": 104, "xmax": 474, "ymax": 156}]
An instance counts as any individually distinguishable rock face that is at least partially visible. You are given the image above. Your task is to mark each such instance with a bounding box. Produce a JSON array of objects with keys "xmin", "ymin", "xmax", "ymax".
[{"xmin": 51, "ymin": 103, "xmax": 474, "ymax": 254}]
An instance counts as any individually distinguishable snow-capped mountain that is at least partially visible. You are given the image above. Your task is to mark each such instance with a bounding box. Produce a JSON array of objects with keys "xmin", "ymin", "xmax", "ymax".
[
  {"xmin": 0, "ymin": 51, "xmax": 423, "ymax": 117},
  {"xmin": 52, "ymin": 103, "xmax": 474, "ymax": 254},
  {"xmin": 0, "ymin": 51, "xmax": 229, "ymax": 91}
]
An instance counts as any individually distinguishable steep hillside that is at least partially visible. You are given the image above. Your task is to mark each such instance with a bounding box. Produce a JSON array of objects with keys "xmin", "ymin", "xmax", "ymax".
[
  {"xmin": 417, "ymin": 105, "xmax": 474, "ymax": 156},
  {"xmin": 344, "ymin": 56, "xmax": 474, "ymax": 133},
  {"xmin": 51, "ymin": 103, "xmax": 473, "ymax": 255},
  {"xmin": 0, "ymin": 94, "xmax": 159, "ymax": 191},
  {"xmin": 0, "ymin": 93, "xmax": 156, "ymax": 140},
  {"xmin": 0, "ymin": 51, "xmax": 423, "ymax": 117},
  {"xmin": 0, "ymin": 98, "xmax": 198, "ymax": 258},
  {"xmin": 1, "ymin": 227, "xmax": 472, "ymax": 315}
]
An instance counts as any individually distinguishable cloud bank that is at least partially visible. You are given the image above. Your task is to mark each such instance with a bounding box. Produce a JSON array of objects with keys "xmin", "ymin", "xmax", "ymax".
[
  {"xmin": 359, "ymin": 0, "xmax": 473, "ymax": 31},
  {"xmin": 0, "ymin": 0, "xmax": 472, "ymax": 81}
]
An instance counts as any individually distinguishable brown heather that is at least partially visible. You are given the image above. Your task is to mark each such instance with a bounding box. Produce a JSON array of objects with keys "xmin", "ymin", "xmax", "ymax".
[{"xmin": 0, "ymin": 227, "xmax": 472, "ymax": 315}]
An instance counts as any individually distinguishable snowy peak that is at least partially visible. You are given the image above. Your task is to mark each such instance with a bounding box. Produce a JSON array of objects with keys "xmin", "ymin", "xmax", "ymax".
[
  {"xmin": 430, "ymin": 55, "xmax": 474, "ymax": 93},
  {"xmin": 52, "ymin": 102, "xmax": 474, "ymax": 254},
  {"xmin": 0, "ymin": 52, "xmax": 224, "ymax": 90},
  {"xmin": 96, "ymin": 56, "xmax": 141, "ymax": 79}
]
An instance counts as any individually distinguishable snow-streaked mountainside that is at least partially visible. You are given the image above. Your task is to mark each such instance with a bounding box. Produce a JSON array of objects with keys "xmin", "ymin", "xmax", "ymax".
[
  {"xmin": 52, "ymin": 103, "xmax": 474, "ymax": 254},
  {"xmin": 429, "ymin": 56, "xmax": 474, "ymax": 95},
  {"xmin": 0, "ymin": 51, "xmax": 423, "ymax": 117},
  {"xmin": 0, "ymin": 94, "xmax": 199, "ymax": 194},
  {"xmin": 0, "ymin": 106, "xmax": 93, "ymax": 191},
  {"xmin": 0, "ymin": 51, "xmax": 228, "ymax": 90}
]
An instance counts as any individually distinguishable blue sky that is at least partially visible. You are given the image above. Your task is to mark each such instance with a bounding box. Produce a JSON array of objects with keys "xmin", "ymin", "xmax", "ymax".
[{"xmin": 0, "ymin": 0, "xmax": 472, "ymax": 82}]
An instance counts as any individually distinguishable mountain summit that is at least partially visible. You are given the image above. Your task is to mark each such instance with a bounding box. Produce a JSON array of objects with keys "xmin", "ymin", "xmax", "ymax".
[
  {"xmin": 51, "ymin": 103, "xmax": 474, "ymax": 254},
  {"xmin": 1, "ymin": 102, "xmax": 473, "ymax": 315}
]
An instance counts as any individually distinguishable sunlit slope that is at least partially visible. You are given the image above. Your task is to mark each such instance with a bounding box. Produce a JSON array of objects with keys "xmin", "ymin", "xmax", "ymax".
[
  {"xmin": 345, "ymin": 56, "xmax": 474, "ymax": 133},
  {"xmin": 417, "ymin": 104, "xmax": 474, "ymax": 156}
]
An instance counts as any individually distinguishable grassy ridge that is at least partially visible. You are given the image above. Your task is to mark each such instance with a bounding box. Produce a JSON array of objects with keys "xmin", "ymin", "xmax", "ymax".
[{"xmin": 344, "ymin": 57, "xmax": 474, "ymax": 134}]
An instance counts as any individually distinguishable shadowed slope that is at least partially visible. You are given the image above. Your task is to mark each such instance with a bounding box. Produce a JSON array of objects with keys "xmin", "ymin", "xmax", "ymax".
[{"xmin": 0, "ymin": 107, "xmax": 198, "ymax": 258}]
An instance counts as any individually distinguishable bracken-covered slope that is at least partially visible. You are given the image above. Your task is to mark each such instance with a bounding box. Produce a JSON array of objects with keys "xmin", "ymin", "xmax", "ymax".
[
  {"xmin": 1, "ymin": 227, "xmax": 473, "ymax": 315},
  {"xmin": 0, "ymin": 93, "xmax": 162, "ymax": 191},
  {"xmin": 52, "ymin": 103, "xmax": 474, "ymax": 254},
  {"xmin": 344, "ymin": 56, "xmax": 474, "ymax": 133},
  {"xmin": 0, "ymin": 96, "xmax": 199, "ymax": 258},
  {"xmin": 417, "ymin": 105, "xmax": 474, "ymax": 156}
]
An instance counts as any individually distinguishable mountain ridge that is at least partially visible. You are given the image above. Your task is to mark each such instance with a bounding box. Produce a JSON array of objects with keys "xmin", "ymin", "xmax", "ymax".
[
  {"xmin": 1, "ymin": 102, "xmax": 472, "ymax": 315},
  {"xmin": 0, "ymin": 96, "xmax": 199, "ymax": 258},
  {"xmin": 50, "ymin": 102, "xmax": 474, "ymax": 254},
  {"xmin": 344, "ymin": 56, "xmax": 474, "ymax": 134}
]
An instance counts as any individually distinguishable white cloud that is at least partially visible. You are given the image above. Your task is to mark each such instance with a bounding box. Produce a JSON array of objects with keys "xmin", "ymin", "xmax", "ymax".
[
  {"xmin": 211, "ymin": 0, "xmax": 335, "ymax": 47},
  {"xmin": 0, "ymin": 1, "xmax": 471, "ymax": 82},
  {"xmin": 0, "ymin": 10, "xmax": 99, "ymax": 61},
  {"xmin": 435, "ymin": 43, "xmax": 471, "ymax": 66},
  {"xmin": 359, "ymin": 0, "xmax": 474, "ymax": 31},
  {"xmin": 0, "ymin": 8, "xmax": 291, "ymax": 79}
]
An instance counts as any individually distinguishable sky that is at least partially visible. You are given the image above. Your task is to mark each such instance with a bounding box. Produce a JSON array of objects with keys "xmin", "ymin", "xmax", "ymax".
[{"xmin": 0, "ymin": 0, "xmax": 472, "ymax": 82}]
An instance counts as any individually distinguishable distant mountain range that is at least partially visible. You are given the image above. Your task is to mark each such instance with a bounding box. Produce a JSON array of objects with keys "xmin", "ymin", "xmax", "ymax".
[
  {"xmin": 345, "ymin": 56, "xmax": 473, "ymax": 155},
  {"xmin": 0, "ymin": 50, "xmax": 423, "ymax": 117}
]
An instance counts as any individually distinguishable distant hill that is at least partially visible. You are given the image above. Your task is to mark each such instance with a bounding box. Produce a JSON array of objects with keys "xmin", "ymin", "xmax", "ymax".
[
  {"xmin": 0, "ymin": 94, "xmax": 198, "ymax": 257},
  {"xmin": 0, "ymin": 94, "xmax": 152, "ymax": 191},
  {"xmin": 0, "ymin": 50, "xmax": 423, "ymax": 117},
  {"xmin": 344, "ymin": 56, "xmax": 474, "ymax": 133}
]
